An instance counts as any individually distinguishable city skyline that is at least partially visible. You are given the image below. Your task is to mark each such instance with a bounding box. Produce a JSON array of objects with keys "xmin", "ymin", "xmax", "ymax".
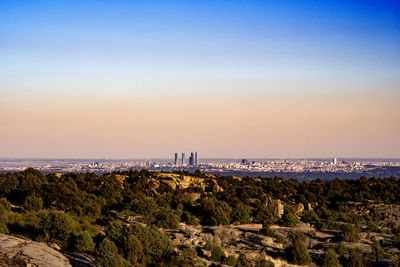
[{"xmin": 1, "ymin": 0, "xmax": 400, "ymax": 158}]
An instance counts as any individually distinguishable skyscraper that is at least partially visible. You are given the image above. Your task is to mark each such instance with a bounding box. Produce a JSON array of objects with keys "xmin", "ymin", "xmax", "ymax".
[
  {"xmin": 195, "ymin": 152, "xmax": 198, "ymax": 165},
  {"xmin": 190, "ymin": 152, "xmax": 194, "ymax": 165},
  {"xmin": 333, "ymin": 158, "xmax": 337, "ymax": 165},
  {"xmin": 181, "ymin": 153, "xmax": 185, "ymax": 166},
  {"xmin": 174, "ymin": 153, "xmax": 178, "ymax": 165}
]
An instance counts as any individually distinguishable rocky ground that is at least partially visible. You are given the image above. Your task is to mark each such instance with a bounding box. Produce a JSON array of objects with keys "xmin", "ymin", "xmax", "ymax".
[
  {"xmin": 166, "ymin": 218, "xmax": 400, "ymax": 267},
  {"xmin": 0, "ymin": 234, "xmax": 95, "ymax": 267}
]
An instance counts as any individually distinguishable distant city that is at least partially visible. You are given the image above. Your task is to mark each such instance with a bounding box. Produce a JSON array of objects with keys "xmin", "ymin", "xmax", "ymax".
[{"xmin": 1, "ymin": 154, "xmax": 400, "ymax": 181}]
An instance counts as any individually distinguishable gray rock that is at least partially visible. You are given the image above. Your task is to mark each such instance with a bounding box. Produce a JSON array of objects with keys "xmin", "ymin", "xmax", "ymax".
[{"xmin": 0, "ymin": 234, "xmax": 72, "ymax": 267}]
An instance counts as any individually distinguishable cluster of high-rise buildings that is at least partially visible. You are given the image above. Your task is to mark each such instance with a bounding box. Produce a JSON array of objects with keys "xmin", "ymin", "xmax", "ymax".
[{"xmin": 174, "ymin": 152, "xmax": 198, "ymax": 166}]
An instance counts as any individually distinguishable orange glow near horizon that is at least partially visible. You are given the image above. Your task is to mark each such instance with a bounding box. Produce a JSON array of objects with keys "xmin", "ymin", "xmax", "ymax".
[{"xmin": 1, "ymin": 89, "xmax": 399, "ymax": 158}]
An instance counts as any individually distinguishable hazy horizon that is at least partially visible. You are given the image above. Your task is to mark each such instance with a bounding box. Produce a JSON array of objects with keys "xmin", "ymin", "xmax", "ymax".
[{"xmin": 1, "ymin": 0, "xmax": 400, "ymax": 158}]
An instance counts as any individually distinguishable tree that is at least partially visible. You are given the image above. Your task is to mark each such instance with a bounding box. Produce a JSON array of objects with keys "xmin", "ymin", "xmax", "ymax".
[
  {"xmin": 123, "ymin": 234, "xmax": 143, "ymax": 265},
  {"xmin": 231, "ymin": 202, "xmax": 251, "ymax": 224},
  {"xmin": 345, "ymin": 248, "xmax": 364, "ymax": 267},
  {"xmin": 225, "ymin": 255, "xmax": 237, "ymax": 266},
  {"xmin": 235, "ymin": 253, "xmax": 251, "ymax": 267},
  {"xmin": 371, "ymin": 241, "xmax": 387, "ymax": 262},
  {"xmin": 211, "ymin": 244, "xmax": 225, "ymax": 263},
  {"xmin": 255, "ymin": 256, "xmax": 274, "ymax": 267},
  {"xmin": 0, "ymin": 174, "xmax": 18, "ymax": 196},
  {"xmin": 285, "ymin": 231, "xmax": 311, "ymax": 265},
  {"xmin": 322, "ymin": 248, "xmax": 340, "ymax": 267},
  {"xmin": 281, "ymin": 211, "xmax": 300, "ymax": 228},
  {"xmin": 106, "ymin": 220, "xmax": 127, "ymax": 246},
  {"xmin": 97, "ymin": 238, "xmax": 130, "ymax": 267},
  {"xmin": 153, "ymin": 207, "xmax": 180, "ymax": 229},
  {"xmin": 130, "ymin": 223, "xmax": 174, "ymax": 263},
  {"xmin": 75, "ymin": 231, "xmax": 95, "ymax": 253},
  {"xmin": 34, "ymin": 210, "xmax": 75, "ymax": 245},
  {"xmin": 339, "ymin": 224, "xmax": 360, "ymax": 242},
  {"xmin": 301, "ymin": 210, "xmax": 320, "ymax": 225},
  {"xmin": 24, "ymin": 195, "xmax": 43, "ymax": 211}
]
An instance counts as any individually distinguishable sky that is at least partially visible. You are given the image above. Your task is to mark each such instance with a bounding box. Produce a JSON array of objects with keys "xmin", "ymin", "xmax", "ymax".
[{"xmin": 0, "ymin": 0, "xmax": 400, "ymax": 158}]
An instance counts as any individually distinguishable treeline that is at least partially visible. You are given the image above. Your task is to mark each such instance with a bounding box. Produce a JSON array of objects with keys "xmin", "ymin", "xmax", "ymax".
[{"xmin": 0, "ymin": 168, "xmax": 399, "ymax": 266}]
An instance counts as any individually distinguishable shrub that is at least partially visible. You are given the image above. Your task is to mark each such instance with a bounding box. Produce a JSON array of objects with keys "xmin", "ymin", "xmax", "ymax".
[
  {"xmin": 235, "ymin": 253, "xmax": 251, "ymax": 267},
  {"xmin": 106, "ymin": 220, "xmax": 127, "ymax": 246},
  {"xmin": 339, "ymin": 224, "xmax": 360, "ymax": 242},
  {"xmin": 34, "ymin": 210, "xmax": 76, "ymax": 245},
  {"xmin": 225, "ymin": 255, "xmax": 237, "ymax": 266},
  {"xmin": 322, "ymin": 248, "xmax": 340, "ymax": 267},
  {"xmin": 123, "ymin": 234, "xmax": 143, "ymax": 265},
  {"xmin": 24, "ymin": 195, "xmax": 43, "ymax": 211},
  {"xmin": 130, "ymin": 223, "xmax": 174, "ymax": 263},
  {"xmin": 0, "ymin": 223, "xmax": 9, "ymax": 234},
  {"xmin": 204, "ymin": 240, "xmax": 213, "ymax": 251},
  {"xmin": 301, "ymin": 210, "xmax": 320, "ymax": 225},
  {"xmin": 255, "ymin": 256, "xmax": 274, "ymax": 267},
  {"xmin": 153, "ymin": 207, "xmax": 180, "ymax": 229},
  {"xmin": 281, "ymin": 212, "xmax": 300, "ymax": 228},
  {"xmin": 371, "ymin": 241, "xmax": 388, "ymax": 261},
  {"xmin": 211, "ymin": 244, "xmax": 225, "ymax": 263},
  {"xmin": 97, "ymin": 238, "xmax": 130, "ymax": 267},
  {"xmin": 334, "ymin": 243, "xmax": 348, "ymax": 257},
  {"xmin": 260, "ymin": 224, "xmax": 277, "ymax": 237},
  {"xmin": 75, "ymin": 231, "xmax": 95, "ymax": 253},
  {"xmin": 275, "ymin": 234, "xmax": 286, "ymax": 243},
  {"xmin": 285, "ymin": 231, "xmax": 311, "ymax": 265},
  {"xmin": 0, "ymin": 198, "xmax": 11, "ymax": 214},
  {"xmin": 345, "ymin": 248, "xmax": 364, "ymax": 267},
  {"xmin": 182, "ymin": 211, "xmax": 198, "ymax": 226},
  {"xmin": 366, "ymin": 221, "xmax": 379, "ymax": 233}
]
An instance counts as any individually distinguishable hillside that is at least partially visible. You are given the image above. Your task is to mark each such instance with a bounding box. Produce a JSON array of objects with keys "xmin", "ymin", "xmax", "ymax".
[{"xmin": 0, "ymin": 169, "xmax": 400, "ymax": 266}]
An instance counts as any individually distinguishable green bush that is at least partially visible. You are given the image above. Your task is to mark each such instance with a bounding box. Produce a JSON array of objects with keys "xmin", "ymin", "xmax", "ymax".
[
  {"xmin": 366, "ymin": 221, "xmax": 379, "ymax": 233},
  {"xmin": 211, "ymin": 244, "xmax": 225, "ymax": 263},
  {"xmin": 0, "ymin": 223, "xmax": 9, "ymax": 234},
  {"xmin": 24, "ymin": 195, "xmax": 43, "ymax": 211},
  {"xmin": 225, "ymin": 255, "xmax": 237, "ymax": 266},
  {"xmin": 75, "ymin": 231, "xmax": 95, "ymax": 253},
  {"xmin": 301, "ymin": 210, "xmax": 320, "ymax": 225},
  {"xmin": 285, "ymin": 231, "xmax": 311, "ymax": 265},
  {"xmin": 97, "ymin": 238, "xmax": 130, "ymax": 267},
  {"xmin": 371, "ymin": 241, "xmax": 388, "ymax": 261},
  {"xmin": 339, "ymin": 224, "xmax": 360, "ymax": 242},
  {"xmin": 275, "ymin": 234, "xmax": 286, "ymax": 243},
  {"xmin": 182, "ymin": 211, "xmax": 198, "ymax": 226},
  {"xmin": 260, "ymin": 224, "xmax": 277, "ymax": 237},
  {"xmin": 123, "ymin": 234, "xmax": 143, "ymax": 265},
  {"xmin": 204, "ymin": 240, "xmax": 213, "ymax": 251},
  {"xmin": 255, "ymin": 256, "xmax": 274, "ymax": 267},
  {"xmin": 345, "ymin": 248, "xmax": 364, "ymax": 267},
  {"xmin": 130, "ymin": 223, "xmax": 174, "ymax": 263},
  {"xmin": 322, "ymin": 248, "xmax": 340, "ymax": 267},
  {"xmin": 235, "ymin": 253, "xmax": 251, "ymax": 267},
  {"xmin": 34, "ymin": 210, "xmax": 76, "ymax": 245},
  {"xmin": 281, "ymin": 212, "xmax": 300, "ymax": 228},
  {"xmin": 0, "ymin": 198, "xmax": 11, "ymax": 214},
  {"xmin": 153, "ymin": 207, "xmax": 180, "ymax": 229}
]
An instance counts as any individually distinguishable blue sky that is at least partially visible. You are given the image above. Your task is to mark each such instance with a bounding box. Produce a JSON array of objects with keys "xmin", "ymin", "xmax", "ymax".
[{"xmin": 1, "ymin": 0, "xmax": 399, "ymax": 96}]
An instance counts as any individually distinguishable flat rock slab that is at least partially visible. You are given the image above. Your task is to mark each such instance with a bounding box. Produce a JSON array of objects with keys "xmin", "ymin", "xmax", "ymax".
[{"xmin": 0, "ymin": 234, "xmax": 72, "ymax": 267}]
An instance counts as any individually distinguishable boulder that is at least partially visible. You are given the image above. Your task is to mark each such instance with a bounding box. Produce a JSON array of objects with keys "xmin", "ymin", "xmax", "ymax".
[
  {"xmin": 0, "ymin": 234, "xmax": 72, "ymax": 267},
  {"xmin": 294, "ymin": 203, "xmax": 304, "ymax": 215},
  {"xmin": 270, "ymin": 199, "xmax": 284, "ymax": 218}
]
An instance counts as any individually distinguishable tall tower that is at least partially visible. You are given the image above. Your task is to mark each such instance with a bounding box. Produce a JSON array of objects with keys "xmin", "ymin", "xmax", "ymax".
[
  {"xmin": 181, "ymin": 153, "xmax": 185, "ymax": 166},
  {"xmin": 190, "ymin": 152, "xmax": 194, "ymax": 165},
  {"xmin": 195, "ymin": 152, "xmax": 198, "ymax": 165},
  {"xmin": 333, "ymin": 158, "xmax": 337, "ymax": 165},
  {"xmin": 174, "ymin": 153, "xmax": 178, "ymax": 165}
]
